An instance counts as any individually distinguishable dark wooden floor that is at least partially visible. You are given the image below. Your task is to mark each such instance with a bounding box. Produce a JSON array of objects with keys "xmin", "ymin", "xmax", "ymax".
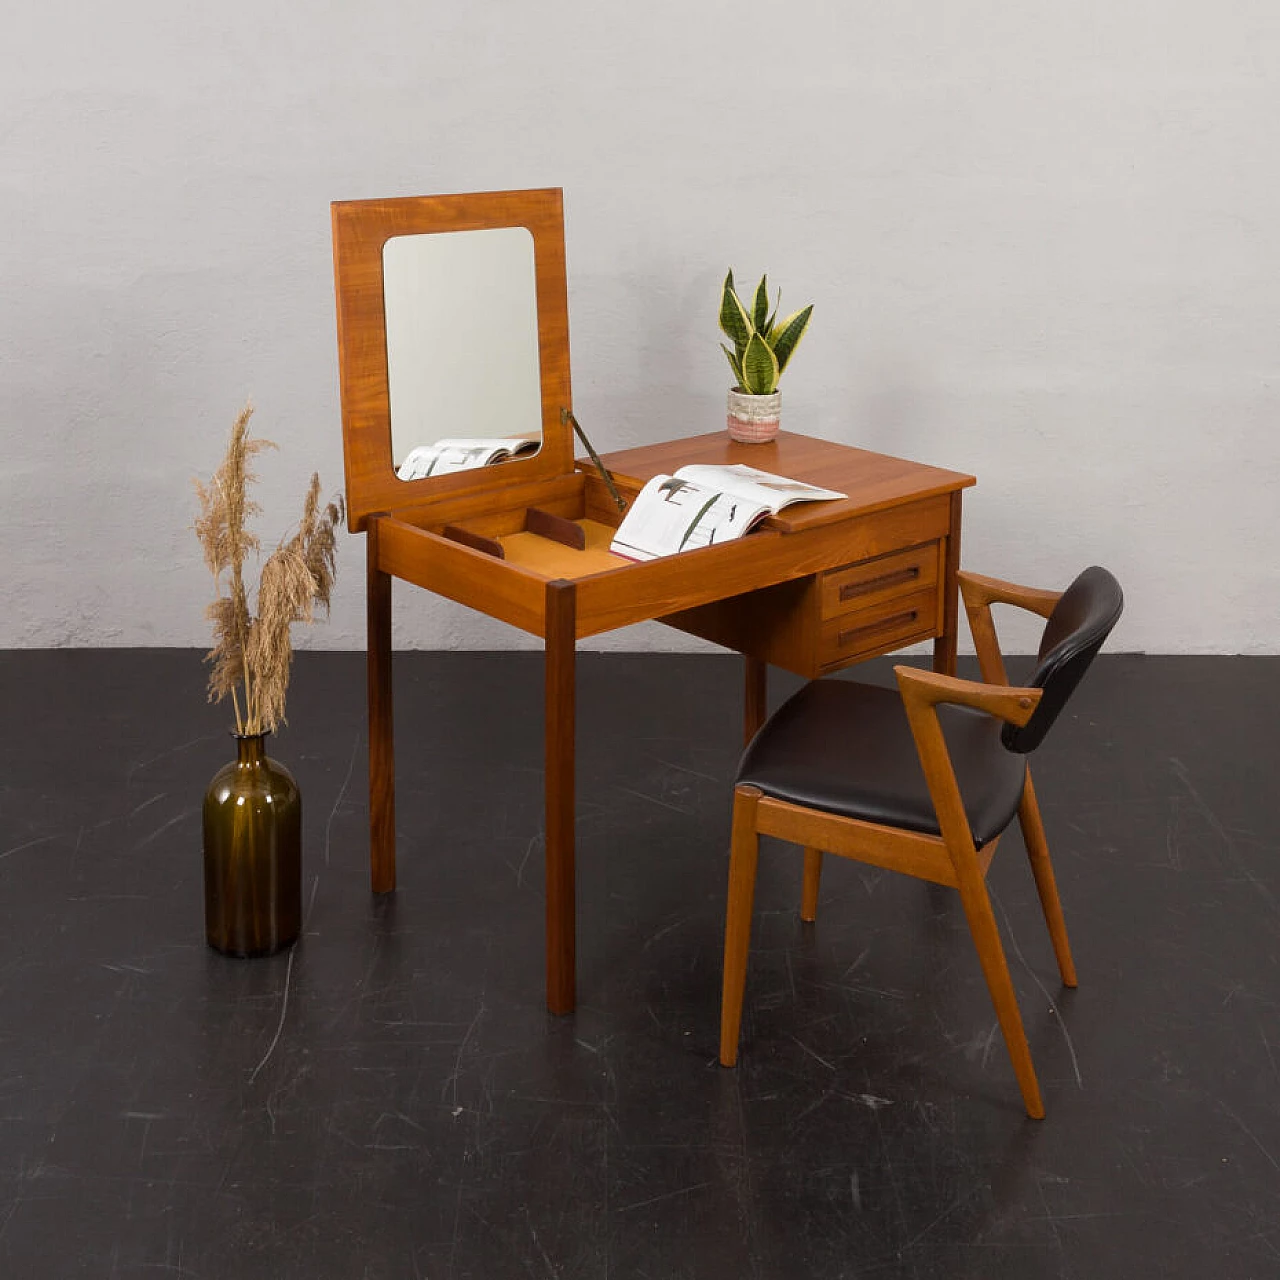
[{"xmin": 0, "ymin": 649, "xmax": 1277, "ymax": 1278}]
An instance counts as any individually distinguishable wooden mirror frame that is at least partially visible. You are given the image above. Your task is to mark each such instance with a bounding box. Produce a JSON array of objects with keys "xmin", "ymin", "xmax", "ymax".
[{"xmin": 331, "ymin": 188, "xmax": 573, "ymax": 532}]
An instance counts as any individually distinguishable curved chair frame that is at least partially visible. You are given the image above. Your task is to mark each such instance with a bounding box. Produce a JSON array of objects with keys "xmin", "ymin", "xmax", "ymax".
[{"xmin": 720, "ymin": 569, "xmax": 1102, "ymax": 1119}]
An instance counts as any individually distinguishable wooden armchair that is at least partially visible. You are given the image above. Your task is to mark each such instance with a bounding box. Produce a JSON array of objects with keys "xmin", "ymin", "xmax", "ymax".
[{"xmin": 718, "ymin": 566, "xmax": 1124, "ymax": 1117}]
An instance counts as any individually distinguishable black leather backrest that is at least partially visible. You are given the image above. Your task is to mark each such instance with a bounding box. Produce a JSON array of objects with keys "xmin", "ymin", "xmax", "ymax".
[{"xmin": 1002, "ymin": 566, "xmax": 1124, "ymax": 754}]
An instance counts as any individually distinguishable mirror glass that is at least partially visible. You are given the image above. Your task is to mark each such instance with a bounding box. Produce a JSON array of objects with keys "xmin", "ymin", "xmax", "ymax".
[{"xmin": 383, "ymin": 227, "xmax": 543, "ymax": 480}]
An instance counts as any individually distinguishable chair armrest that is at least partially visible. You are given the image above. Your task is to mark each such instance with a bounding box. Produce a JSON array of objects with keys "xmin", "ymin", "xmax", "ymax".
[
  {"xmin": 958, "ymin": 570, "xmax": 1061, "ymax": 620},
  {"xmin": 893, "ymin": 666, "xmax": 1040, "ymax": 857},
  {"xmin": 958, "ymin": 571, "xmax": 1062, "ymax": 687},
  {"xmin": 894, "ymin": 665, "xmax": 1041, "ymax": 728}
]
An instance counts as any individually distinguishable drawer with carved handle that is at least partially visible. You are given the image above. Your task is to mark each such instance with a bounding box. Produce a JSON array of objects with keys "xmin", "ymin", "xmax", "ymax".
[
  {"xmin": 659, "ymin": 521, "xmax": 951, "ymax": 679},
  {"xmin": 818, "ymin": 587, "xmax": 939, "ymax": 670},
  {"xmin": 820, "ymin": 542, "xmax": 941, "ymax": 620}
]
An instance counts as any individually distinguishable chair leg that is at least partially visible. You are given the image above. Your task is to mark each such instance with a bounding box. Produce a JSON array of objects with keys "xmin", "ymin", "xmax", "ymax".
[
  {"xmin": 800, "ymin": 848, "xmax": 823, "ymax": 922},
  {"xmin": 954, "ymin": 872, "xmax": 1045, "ymax": 1119},
  {"xmin": 1018, "ymin": 768, "xmax": 1077, "ymax": 988},
  {"xmin": 720, "ymin": 785, "xmax": 762, "ymax": 1067}
]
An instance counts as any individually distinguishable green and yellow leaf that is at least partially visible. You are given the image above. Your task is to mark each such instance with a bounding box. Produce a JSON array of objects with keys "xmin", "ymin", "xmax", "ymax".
[
  {"xmin": 741, "ymin": 331, "xmax": 780, "ymax": 395},
  {"xmin": 770, "ymin": 304, "xmax": 813, "ymax": 376},
  {"xmin": 719, "ymin": 272, "xmax": 753, "ymax": 352},
  {"xmin": 721, "ymin": 342, "xmax": 746, "ymax": 390},
  {"xmin": 752, "ymin": 275, "xmax": 770, "ymax": 333}
]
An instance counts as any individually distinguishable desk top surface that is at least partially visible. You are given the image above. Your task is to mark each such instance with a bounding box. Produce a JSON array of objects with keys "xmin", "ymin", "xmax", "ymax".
[{"xmin": 586, "ymin": 431, "xmax": 975, "ymax": 534}]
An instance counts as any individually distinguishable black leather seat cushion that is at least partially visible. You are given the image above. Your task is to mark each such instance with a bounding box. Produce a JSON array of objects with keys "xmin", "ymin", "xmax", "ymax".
[{"xmin": 736, "ymin": 679, "xmax": 1027, "ymax": 848}]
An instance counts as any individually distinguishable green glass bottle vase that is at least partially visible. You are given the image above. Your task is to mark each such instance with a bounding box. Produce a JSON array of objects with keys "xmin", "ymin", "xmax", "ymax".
[{"xmin": 202, "ymin": 733, "xmax": 301, "ymax": 957}]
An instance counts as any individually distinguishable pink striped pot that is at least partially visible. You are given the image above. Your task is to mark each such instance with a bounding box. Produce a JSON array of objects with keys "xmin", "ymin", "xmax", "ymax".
[{"xmin": 726, "ymin": 388, "xmax": 782, "ymax": 444}]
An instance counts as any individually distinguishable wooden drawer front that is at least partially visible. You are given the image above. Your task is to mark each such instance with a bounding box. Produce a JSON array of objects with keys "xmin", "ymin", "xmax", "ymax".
[
  {"xmin": 818, "ymin": 587, "xmax": 938, "ymax": 670},
  {"xmin": 820, "ymin": 542, "xmax": 940, "ymax": 620}
]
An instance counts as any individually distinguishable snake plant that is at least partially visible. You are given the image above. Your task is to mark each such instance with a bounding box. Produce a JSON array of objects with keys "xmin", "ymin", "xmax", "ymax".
[{"xmin": 719, "ymin": 270, "xmax": 813, "ymax": 396}]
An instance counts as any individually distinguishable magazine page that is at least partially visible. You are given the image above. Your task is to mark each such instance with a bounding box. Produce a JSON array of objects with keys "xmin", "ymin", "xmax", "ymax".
[
  {"xmin": 396, "ymin": 437, "xmax": 535, "ymax": 480},
  {"xmin": 672, "ymin": 464, "xmax": 845, "ymax": 512},
  {"xmin": 609, "ymin": 475, "xmax": 768, "ymax": 562}
]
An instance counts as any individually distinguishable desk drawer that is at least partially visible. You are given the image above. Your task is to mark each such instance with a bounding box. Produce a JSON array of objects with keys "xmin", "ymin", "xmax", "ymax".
[
  {"xmin": 659, "ymin": 517, "xmax": 951, "ymax": 678},
  {"xmin": 820, "ymin": 542, "xmax": 940, "ymax": 619},
  {"xmin": 818, "ymin": 587, "xmax": 938, "ymax": 670}
]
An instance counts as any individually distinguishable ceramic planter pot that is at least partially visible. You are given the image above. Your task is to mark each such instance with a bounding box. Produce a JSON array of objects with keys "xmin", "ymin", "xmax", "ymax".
[{"xmin": 727, "ymin": 388, "xmax": 781, "ymax": 444}]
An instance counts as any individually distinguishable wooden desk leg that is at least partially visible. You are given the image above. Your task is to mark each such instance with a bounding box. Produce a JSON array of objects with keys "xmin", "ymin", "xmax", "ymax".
[
  {"xmin": 544, "ymin": 580, "xmax": 577, "ymax": 1015},
  {"xmin": 367, "ymin": 520, "xmax": 395, "ymax": 894},
  {"xmin": 744, "ymin": 655, "xmax": 768, "ymax": 746},
  {"xmin": 933, "ymin": 490, "xmax": 963, "ymax": 677}
]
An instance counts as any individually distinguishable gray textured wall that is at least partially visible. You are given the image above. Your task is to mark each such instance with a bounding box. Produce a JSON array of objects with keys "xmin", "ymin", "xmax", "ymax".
[{"xmin": 3, "ymin": 2, "xmax": 1277, "ymax": 653}]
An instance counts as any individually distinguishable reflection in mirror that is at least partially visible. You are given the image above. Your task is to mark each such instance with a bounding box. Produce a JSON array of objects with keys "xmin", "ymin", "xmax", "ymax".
[{"xmin": 383, "ymin": 227, "xmax": 543, "ymax": 480}]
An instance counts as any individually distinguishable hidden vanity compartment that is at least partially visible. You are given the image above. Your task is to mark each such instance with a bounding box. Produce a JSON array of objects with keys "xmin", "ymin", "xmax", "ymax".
[
  {"xmin": 440, "ymin": 507, "xmax": 586, "ymax": 560},
  {"xmin": 413, "ymin": 473, "xmax": 634, "ymax": 580}
]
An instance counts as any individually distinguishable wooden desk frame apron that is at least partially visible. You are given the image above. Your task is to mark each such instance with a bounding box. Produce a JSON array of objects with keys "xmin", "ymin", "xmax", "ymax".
[{"xmin": 362, "ymin": 474, "xmax": 966, "ymax": 1017}]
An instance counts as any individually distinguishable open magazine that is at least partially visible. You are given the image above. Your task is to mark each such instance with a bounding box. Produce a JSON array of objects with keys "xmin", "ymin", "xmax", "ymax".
[
  {"xmin": 396, "ymin": 436, "xmax": 539, "ymax": 480},
  {"xmin": 610, "ymin": 464, "xmax": 846, "ymax": 562}
]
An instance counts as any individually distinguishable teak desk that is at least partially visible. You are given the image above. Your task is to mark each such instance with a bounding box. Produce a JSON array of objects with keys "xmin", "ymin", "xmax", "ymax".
[
  {"xmin": 332, "ymin": 188, "xmax": 975, "ymax": 1015},
  {"xmin": 365, "ymin": 430, "xmax": 972, "ymax": 1015}
]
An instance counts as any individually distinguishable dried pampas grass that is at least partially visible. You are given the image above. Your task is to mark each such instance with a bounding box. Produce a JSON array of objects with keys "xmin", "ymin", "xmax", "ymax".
[{"xmin": 194, "ymin": 404, "xmax": 344, "ymax": 735}]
